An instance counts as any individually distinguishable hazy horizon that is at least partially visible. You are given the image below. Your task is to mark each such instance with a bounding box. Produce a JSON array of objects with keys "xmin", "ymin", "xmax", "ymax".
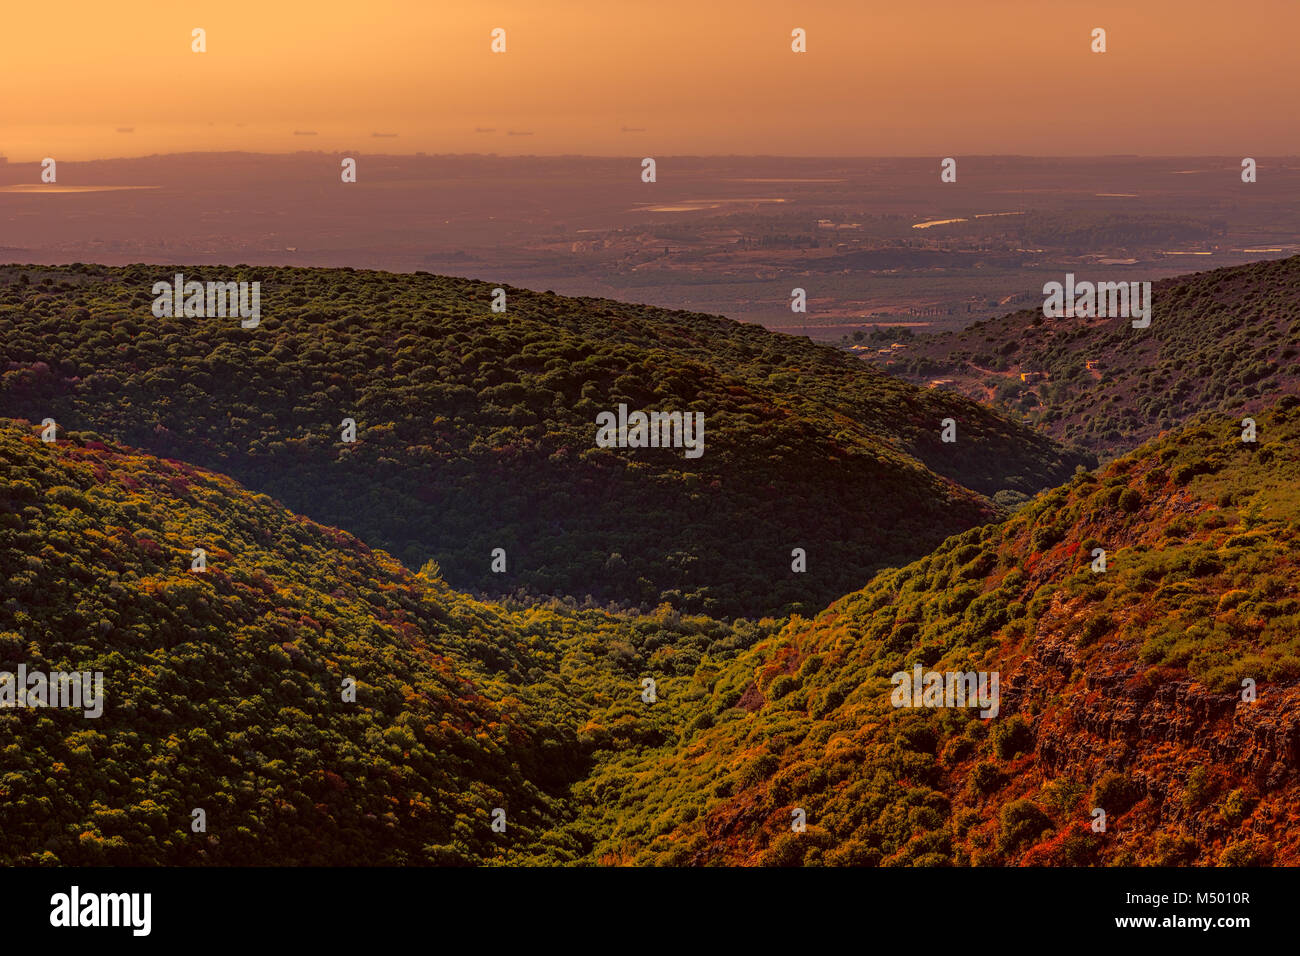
[
  {"xmin": 7, "ymin": 0, "xmax": 1300, "ymax": 161},
  {"xmin": 7, "ymin": 151, "xmax": 1300, "ymax": 163},
  {"xmin": 6, "ymin": 152, "xmax": 1296, "ymax": 340}
]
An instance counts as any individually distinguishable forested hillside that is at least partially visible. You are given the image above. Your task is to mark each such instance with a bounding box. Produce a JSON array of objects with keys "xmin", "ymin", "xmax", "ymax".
[
  {"xmin": 0, "ymin": 418, "xmax": 774, "ymax": 864},
  {"xmin": 0, "ymin": 263, "xmax": 1086, "ymax": 618},
  {"xmin": 876, "ymin": 256, "xmax": 1300, "ymax": 459},
  {"xmin": 5, "ymin": 263, "xmax": 1294, "ymax": 869},
  {"xmin": 2, "ymin": 392, "xmax": 1297, "ymax": 866},
  {"xmin": 572, "ymin": 399, "xmax": 1300, "ymax": 866}
]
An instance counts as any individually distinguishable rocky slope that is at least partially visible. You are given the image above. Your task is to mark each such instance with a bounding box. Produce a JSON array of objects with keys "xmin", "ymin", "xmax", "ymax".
[{"xmin": 574, "ymin": 398, "xmax": 1300, "ymax": 865}]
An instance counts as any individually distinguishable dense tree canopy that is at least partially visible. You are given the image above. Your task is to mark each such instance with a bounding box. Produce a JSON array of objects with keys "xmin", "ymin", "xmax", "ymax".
[
  {"xmin": 0, "ymin": 264, "xmax": 1086, "ymax": 618},
  {"xmin": 0, "ymin": 419, "xmax": 774, "ymax": 864},
  {"xmin": 888, "ymin": 255, "xmax": 1300, "ymax": 459}
]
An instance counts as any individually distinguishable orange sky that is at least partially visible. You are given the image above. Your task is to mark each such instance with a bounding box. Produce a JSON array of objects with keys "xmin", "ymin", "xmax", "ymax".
[{"xmin": 2, "ymin": 0, "xmax": 1296, "ymax": 160}]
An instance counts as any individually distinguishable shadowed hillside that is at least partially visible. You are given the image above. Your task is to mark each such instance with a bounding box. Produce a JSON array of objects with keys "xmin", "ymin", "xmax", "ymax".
[{"xmin": 0, "ymin": 263, "xmax": 1087, "ymax": 618}]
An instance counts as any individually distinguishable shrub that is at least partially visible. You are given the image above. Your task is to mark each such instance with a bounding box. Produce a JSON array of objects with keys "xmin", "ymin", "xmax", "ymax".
[
  {"xmin": 1219, "ymin": 840, "xmax": 1265, "ymax": 867},
  {"xmin": 1091, "ymin": 771, "xmax": 1141, "ymax": 814},
  {"xmin": 896, "ymin": 721, "xmax": 939, "ymax": 755},
  {"xmin": 942, "ymin": 736, "xmax": 976, "ymax": 765},
  {"xmin": 1221, "ymin": 788, "xmax": 1253, "ymax": 826},
  {"xmin": 738, "ymin": 754, "xmax": 779, "ymax": 789},
  {"xmin": 768, "ymin": 674, "xmax": 798, "ymax": 700},
  {"xmin": 997, "ymin": 799, "xmax": 1052, "ymax": 855},
  {"xmin": 1183, "ymin": 766, "xmax": 1212, "ymax": 807},
  {"xmin": 1078, "ymin": 612, "xmax": 1114, "ymax": 646},
  {"xmin": 968, "ymin": 760, "xmax": 1005, "ymax": 796},
  {"xmin": 1153, "ymin": 833, "xmax": 1199, "ymax": 866},
  {"xmin": 759, "ymin": 833, "xmax": 807, "ymax": 867},
  {"xmin": 992, "ymin": 715, "xmax": 1035, "ymax": 760}
]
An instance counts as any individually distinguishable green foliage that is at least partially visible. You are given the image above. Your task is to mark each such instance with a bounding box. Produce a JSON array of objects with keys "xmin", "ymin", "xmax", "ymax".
[
  {"xmin": 3, "ymin": 259, "xmax": 1299, "ymax": 868},
  {"xmin": 0, "ymin": 264, "xmax": 1085, "ymax": 619},
  {"xmin": 889, "ymin": 255, "xmax": 1300, "ymax": 458},
  {"xmin": 1220, "ymin": 788, "xmax": 1253, "ymax": 826},
  {"xmin": 1118, "ymin": 488, "xmax": 1143, "ymax": 513},
  {"xmin": 968, "ymin": 760, "xmax": 1005, "ymax": 796},
  {"xmin": 1078, "ymin": 612, "xmax": 1114, "ymax": 647},
  {"xmin": 565, "ymin": 401, "xmax": 1300, "ymax": 866},
  {"xmin": 991, "ymin": 716, "xmax": 1035, "ymax": 760},
  {"xmin": 1091, "ymin": 771, "xmax": 1141, "ymax": 815},
  {"xmin": 997, "ymin": 799, "xmax": 1052, "ymax": 854},
  {"xmin": 0, "ymin": 420, "xmax": 772, "ymax": 864},
  {"xmin": 1183, "ymin": 765, "xmax": 1212, "ymax": 808}
]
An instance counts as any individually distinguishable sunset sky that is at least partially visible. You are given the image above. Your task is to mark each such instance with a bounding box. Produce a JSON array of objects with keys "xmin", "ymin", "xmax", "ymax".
[{"xmin": 3, "ymin": 0, "xmax": 1296, "ymax": 160}]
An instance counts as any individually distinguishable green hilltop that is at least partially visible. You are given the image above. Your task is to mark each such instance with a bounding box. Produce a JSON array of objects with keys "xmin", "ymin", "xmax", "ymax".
[
  {"xmin": 878, "ymin": 255, "xmax": 1300, "ymax": 459},
  {"xmin": 0, "ymin": 263, "xmax": 1086, "ymax": 619}
]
